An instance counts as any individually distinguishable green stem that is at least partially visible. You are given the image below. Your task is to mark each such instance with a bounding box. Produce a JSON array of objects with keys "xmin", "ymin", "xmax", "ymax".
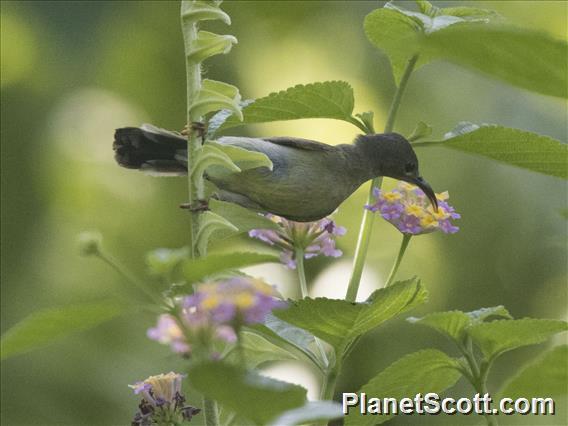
[
  {"xmin": 460, "ymin": 339, "xmax": 498, "ymax": 426},
  {"xmin": 296, "ymin": 249, "xmax": 329, "ymax": 369},
  {"xmin": 96, "ymin": 251, "xmax": 158, "ymax": 304},
  {"xmin": 181, "ymin": 2, "xmax": 203, "ymax": 260},
  {"xmin": 345, "ymin": 54, "xmax": 419, "ymax": 302},
  {"xmin": 384, "ymin": 234, "xmax": 412, "ymax": 287},
  {"xmin": 320, "ymin": 361, "xmax": 340, "ymax": 401},
  {"xmin": 203, "ymin": 396, "xmax": 219, "ymax": 426}
]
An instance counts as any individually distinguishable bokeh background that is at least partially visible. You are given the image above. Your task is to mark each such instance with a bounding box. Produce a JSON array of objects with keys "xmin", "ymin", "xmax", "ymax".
[{"xmin": 1, "ymin": 1, "xmax": 566, "ymax": 424}]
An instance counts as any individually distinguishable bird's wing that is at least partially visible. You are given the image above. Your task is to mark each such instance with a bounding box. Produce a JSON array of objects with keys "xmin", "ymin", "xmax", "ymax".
[{"xmin": 262, "ymin": 137, "xmax": 336, "ymax": 152}]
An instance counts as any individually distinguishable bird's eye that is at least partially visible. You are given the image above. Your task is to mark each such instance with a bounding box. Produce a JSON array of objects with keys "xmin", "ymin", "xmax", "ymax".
[{"xmin": 404, "ymin": 162, "xmax": 415, "ymax": 173}]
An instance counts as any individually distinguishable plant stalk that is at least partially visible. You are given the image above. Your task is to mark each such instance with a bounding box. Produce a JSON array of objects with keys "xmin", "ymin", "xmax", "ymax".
[
  {"xmin": 384, "ymin": 234, "xmax": 412, "ymax": 287},
  {"xmin": 181, "ymin": 2, "xmax": 203, "ymax": 260},
  {"xmin": 203, "ymin": 397, "xmax": 220, "ymax": 426},
  {"xmin": 345, "ymin": 54, "xmax": 419, "ymax": 302},
  {"xmin": 296, "ymin": 249, "xmax": 329, "ymax": 369}
]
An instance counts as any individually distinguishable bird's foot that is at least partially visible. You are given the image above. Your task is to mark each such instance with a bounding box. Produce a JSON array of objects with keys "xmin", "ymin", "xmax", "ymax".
[
  {"xmin": 179, "ymin": 199, "xmax": 209, "ymax": 212},
  {"xmin": 180, "ymin": 122, "xmax": 207, "ymax": 140}
]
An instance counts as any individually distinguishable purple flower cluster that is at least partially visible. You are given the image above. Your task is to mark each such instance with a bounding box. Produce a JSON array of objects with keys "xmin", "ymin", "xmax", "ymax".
[
  {"xmin": 129, "ymin": 372, "xmax": 200, "ymax": 425},
  {"xmin": 365, "ymin": 182, "xmax": 460, "ymax": 235},
  {"xmin": 147, "ymin": 277, "xmax": 285, "ymax": 355},
  {"xmin": 249, "ymin": 215, "xmax": 346, "ymax": 269}
]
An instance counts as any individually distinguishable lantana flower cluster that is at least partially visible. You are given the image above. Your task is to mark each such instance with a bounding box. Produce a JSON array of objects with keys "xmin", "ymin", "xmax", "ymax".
[
  {"xmin": 129, "ymin": 372, "xmax": 200, "ymax": 425},
  {"xmin": 249, "ymin": 215, "xmax": 346, "ymax": 269},
  {"xmin": 148, "ymin": 277, "xmax": 285, "ymax": 355},
  {"xmin": 366, "ymin": 182, "xmax": 460, "ymax": 235}
]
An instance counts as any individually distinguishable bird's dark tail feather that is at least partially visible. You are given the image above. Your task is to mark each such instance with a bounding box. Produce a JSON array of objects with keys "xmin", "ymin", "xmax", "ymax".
[{"xmin": 113, "ymin": 124, "xmax": 188, "ymax": 175}]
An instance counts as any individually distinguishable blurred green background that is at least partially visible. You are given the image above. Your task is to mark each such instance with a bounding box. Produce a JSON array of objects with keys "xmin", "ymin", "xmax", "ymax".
[{"xmin": 1, "ymin": 1, "xmax": 566, "ymax": 424}]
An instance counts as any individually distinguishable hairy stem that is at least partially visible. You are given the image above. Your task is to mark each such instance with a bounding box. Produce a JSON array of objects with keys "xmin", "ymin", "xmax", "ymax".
[
  {"xmin": 181, "ymin": 2, "xmax": 203, "ymax": 260},
  {"xmin": 345, "ymin": 54, "xmax": 419, "ymax": 302},
  {"xmin": 384, "ymin": 234, "xmax": 412, "ymax": 287},
  {"xmin": 296, "ymin": 249, "xmax": 329, "ymax": 369},
  {"xmin": 203, "ymin": 397, "xmax": 220, "ymax": 426}
]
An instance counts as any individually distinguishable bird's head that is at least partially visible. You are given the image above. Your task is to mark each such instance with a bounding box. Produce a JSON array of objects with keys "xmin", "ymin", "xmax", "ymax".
[{"xmin": 355, "ymin": 133, "xmax": 438, "ymax": 211}]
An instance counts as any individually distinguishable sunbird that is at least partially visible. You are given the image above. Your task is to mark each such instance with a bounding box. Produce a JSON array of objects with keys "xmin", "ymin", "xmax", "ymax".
[{"xmin": 113, "ymin": 124, "xmax": 437, "ymax": 222}]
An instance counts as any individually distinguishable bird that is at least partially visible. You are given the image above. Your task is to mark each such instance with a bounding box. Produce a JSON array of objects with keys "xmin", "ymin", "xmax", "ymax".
[{"xmin": 113, "ymin": 124, "xmax": 437, "ymax": 222}]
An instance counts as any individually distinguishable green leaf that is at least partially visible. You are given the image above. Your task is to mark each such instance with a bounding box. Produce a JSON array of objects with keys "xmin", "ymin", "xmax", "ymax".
[
  {"xmin": 253, "ymin": 313, "xmax": 328, "ymax": 371},
  {"xmin": 225, "ymin": 331, "xmax": 297, "ymax": 369},
  {"xmin": 364, "ymin": 8, "xmax": 423, "ymax": 84},
  {"xmin": 206, "ymin": 140, "xmax": 273, "ymax": 177},
  {"xmin": 206, "ymin": 198, "xmax": 279, "ymax": 244},
  {"xmin": 468, "ymin": 318, "xmax": 568, "ymax": 360},
  {"xmin": 499, "ymin": 345, "xmax": 568, "ymax": 399},
  {"xmin": 345, "ymin": 349, "xmax": 462, "ymax": 425},
  {"xmin": 408, "ymin": 121, "xmax": 432, "ymax": 141},
  {"xmin": 182, "ymin": 251, "xmax": 279, "ymax": 284},
  {"xmin": 188, "ymin": 362, "xmax": 307, "ymax": 425},
  {"xmin": 421, "ymin": 124, "xmax": 567, "ymax": 179},
  {"xmin": 186, "ymin": 30, "xmax": 237, "ymax": 63},
  {"xmin": 1, "ymin": 300, "xmax": 124, "ymax": 360},
  {"xmin": 421, "ymin": 23, "xmax": 568, "ymax": 98},
  {"xmin": 146, "ymin": 246, "xmax": 189, "ymax": 276},
  {"xmin": 195, "ymin": 211, "xmax": 239, "ymax": 256},
  {"xmin": 408, "ymin": 310, "xmax": 472, "ymax": 343},
  {"xmin": 364, "ymin": 3, "xmax": 496, "ymax": 84},
  {"xmin": 275, "ymin": 278, "xmax": 427, "ymax": 353},
  {"xmin": 189, "ymin": 79, "xmax": 243, "ymax": 120},
  {"xmin": 408, "ymin": 305, "xmax": 512, "ymax": 343},
  {"xmin": 269, "ymin": 401, "xmax": 343, "ymax": 426},
  {"xmin": 216, "ymin": 81, "xmax": 360, "ymax": 132}
]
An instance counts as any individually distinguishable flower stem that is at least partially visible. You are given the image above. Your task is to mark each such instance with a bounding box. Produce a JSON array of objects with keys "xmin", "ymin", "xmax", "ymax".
[
  {"xmin": 345, "ymin": 53, "xmax": 419, "ymax": 302},
  {"xmin": 296, "ymin": 249, "xmax": 329, "ymax": 369},
  {"xmin": 384, "ymin": 234, "xmax": 412, "ymax": 287}
]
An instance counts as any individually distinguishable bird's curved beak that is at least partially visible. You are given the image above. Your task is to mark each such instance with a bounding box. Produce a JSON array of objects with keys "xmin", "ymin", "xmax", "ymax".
[{"xmin": 405, "ymin": 176, "xmax": 438, "ymax": 211}]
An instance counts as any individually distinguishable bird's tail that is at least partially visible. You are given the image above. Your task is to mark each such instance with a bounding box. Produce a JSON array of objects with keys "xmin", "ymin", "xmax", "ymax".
[{"xmin": 113, "ymin": 124, "xmax": 188, "ymax": 175}]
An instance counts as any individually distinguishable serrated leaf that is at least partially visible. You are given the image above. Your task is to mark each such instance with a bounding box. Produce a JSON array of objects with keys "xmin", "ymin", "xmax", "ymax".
[
  {"xmin": 189, "ymin": 79, "xmax": 243, "ymax": 120},
  {"xmin": 275, "ymin": 278, "xmax": 427, "ymax": 353},
  {"xmin": 1, "ymin": 300, "xmax": 124, "ymax": 360},
  {"xmin": 225, "ymin": 331, "xmax": 296, "ymax": 369},
  {"xmin": 195, "ymin": 211, "xmax": 239, "ymax": 256},
  {"xmin": 187, "ymin": 362, "xmax": 307, "ymax": 425},
  {"xmin": 186, "ymin": 31, "xmax": 237, "ymax": 63},
  {"xmin": 269, "ymin": 401, "xmax": 343, "ymax": 426},
  {"xmin": 345, "ymin": 349, "xmax": 462, "ymax": 425},
  {"xmin": 468, "ymin": 318, "xmax": 568, "ymax": 360},
  {"xmin": 182, "ymin": 251, "xmax": 279, "ymax": 285},
  {"xmin": 408, "ymin": 121, "xmax": 432, "ymax": 141},
  {"xmin": 421, "ymin": 124, "xmax": 567, "ymax": 179},
  {"xmin": 499, "ymin": 345, "xmax": 568, "ymax": 399},
  {"xmin": 217, "ymin": 81, "xmax": 360, "ymax": 132},
  {"xmin": 421, "ymin": 23, "xmax": 568, "ymax": 98},
  {"xmin": 180, "ymin": 0, "xmax": 231, "ymax": 25},
  {"xmin": 146, "ymin": 247, "xmax": 189, "ymax": 276},
  {"xmin": 408, "ymin": 305, "xmax": 512, "ymax": 344}
]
